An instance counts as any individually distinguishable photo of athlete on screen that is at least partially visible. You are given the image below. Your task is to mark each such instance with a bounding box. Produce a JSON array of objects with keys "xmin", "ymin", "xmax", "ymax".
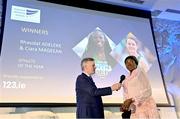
[
  {"xmin": 73, "ymin": 27, "xmax": 117, "ymax": 78},
  {"xmin": 110, "ymin": 32, "xmax": 155, "ymax": 72}
]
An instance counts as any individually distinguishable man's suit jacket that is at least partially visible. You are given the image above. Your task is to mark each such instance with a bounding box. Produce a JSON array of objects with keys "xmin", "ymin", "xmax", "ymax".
[{"xmin": 76, "ymin": 73, "xmax": 112, "ymax": 118}]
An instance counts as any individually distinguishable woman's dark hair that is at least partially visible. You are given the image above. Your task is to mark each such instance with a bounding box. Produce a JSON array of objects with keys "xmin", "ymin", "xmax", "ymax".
[{"xmin": 124, "ymin": 55, "xmax": 138, "ymax": 66}]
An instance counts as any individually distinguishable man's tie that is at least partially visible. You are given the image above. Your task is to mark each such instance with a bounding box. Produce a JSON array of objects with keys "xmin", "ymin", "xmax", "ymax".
[{"xmin": 89, "ymin": 76, "xmax": 95, "ymax": 85}]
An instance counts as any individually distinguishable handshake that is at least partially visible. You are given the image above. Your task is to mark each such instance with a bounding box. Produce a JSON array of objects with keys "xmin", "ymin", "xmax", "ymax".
[{"xmin": 111, "ymin": 83, "xmax": 121, "ymax": 91}]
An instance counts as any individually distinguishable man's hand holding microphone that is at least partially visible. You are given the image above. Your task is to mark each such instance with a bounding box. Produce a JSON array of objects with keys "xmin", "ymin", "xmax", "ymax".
[{"xmin": 111, "ymin": 75, "xmax": 126, "ymax": 91}]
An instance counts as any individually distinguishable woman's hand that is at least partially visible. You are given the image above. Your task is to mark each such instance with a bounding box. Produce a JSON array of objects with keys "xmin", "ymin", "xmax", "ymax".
[{"xmin": 121, "ymin": 98, "xmax": 134, "ymax": 112}]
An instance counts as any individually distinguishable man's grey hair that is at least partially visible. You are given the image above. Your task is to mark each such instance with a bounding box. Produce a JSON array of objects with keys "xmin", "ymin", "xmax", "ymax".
[{"xmin": 81, "ymin": 57, "xmax": 94, "ymax": 70}]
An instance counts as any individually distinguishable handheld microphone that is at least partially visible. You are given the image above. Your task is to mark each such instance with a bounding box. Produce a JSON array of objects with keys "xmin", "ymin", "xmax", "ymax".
[
  {"xmin": 119, "ymin": 75, "xmax": 126, "ymax": 83},
  {"xmin": 116, "ymin": 75, "xmax": 126, "ymax": 91}
]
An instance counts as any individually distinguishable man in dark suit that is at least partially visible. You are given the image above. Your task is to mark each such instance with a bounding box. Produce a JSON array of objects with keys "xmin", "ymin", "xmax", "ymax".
[{"xmin": 76, "ymin": 58, "xmax": 121, "ymax": 118}]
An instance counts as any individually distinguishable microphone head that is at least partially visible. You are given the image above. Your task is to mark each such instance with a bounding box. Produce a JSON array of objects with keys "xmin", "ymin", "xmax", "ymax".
[
  {"xmin": 121, "ymin": 75, "xmax": 125, "ymax": 80},
  {"xmin": 119, "ymin": 75, "xmax": 125, "ymax": 83}
]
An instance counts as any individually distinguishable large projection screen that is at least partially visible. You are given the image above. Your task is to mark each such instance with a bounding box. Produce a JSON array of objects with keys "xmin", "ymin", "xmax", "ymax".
[{"xmin": 0, "ymin": 0, "xmax": 169, "ymax": 105}]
